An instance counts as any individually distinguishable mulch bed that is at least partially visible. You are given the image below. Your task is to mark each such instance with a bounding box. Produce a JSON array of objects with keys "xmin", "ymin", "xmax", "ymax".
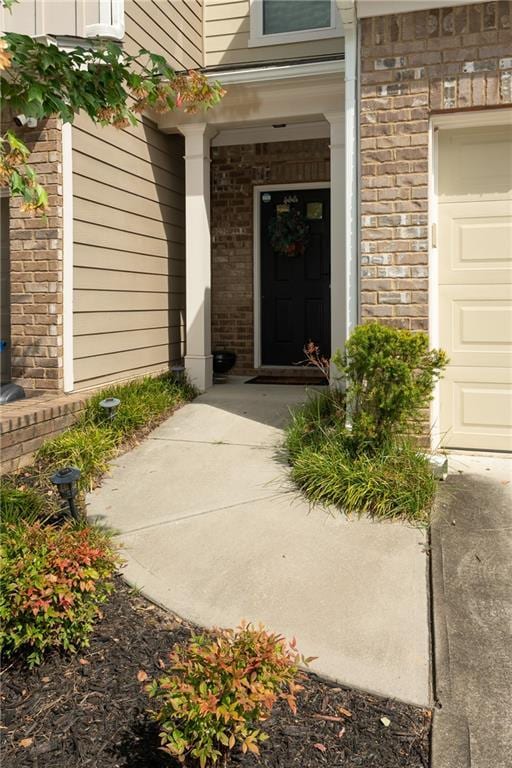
[{"xmin": 1, "ymin": 579, "xmax": 431, "ymax": 768}]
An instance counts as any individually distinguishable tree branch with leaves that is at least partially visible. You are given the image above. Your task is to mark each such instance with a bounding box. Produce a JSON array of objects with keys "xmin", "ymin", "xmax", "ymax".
[{"xmin": 0, "ymin": 32, "xmax": 224, "ymax": 213}]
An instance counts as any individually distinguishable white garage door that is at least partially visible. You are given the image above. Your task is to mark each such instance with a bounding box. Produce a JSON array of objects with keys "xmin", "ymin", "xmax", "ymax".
[{"xmin": 438, "ymin": 123, "xmax": 512, "ymax": 452}]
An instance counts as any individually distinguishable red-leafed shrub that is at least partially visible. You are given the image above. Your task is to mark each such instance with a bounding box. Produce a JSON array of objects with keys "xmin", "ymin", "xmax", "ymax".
[
  {"xmin": 0, "ymin": 522, "xmax": 119, "ymax": 667},
  {"xmin": 147, "ymin": 623, "xmax": 312, "ymax": 767}
]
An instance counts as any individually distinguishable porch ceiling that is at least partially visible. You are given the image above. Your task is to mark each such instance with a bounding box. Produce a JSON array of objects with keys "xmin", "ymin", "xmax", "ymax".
[{"xmin": 155, "ymin": 73, "xmax": 345, "ymax": 135}]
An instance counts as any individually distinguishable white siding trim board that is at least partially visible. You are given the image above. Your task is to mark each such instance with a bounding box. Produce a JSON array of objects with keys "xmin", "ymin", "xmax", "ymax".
[{"xmin": 62, "ymin": 122, "xmax": 74, "ymax": 393}]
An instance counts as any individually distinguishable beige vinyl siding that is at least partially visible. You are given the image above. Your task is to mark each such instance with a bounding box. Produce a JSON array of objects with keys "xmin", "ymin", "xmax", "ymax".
[
  {"xmin": 72, "ymin": 112, "xmax": 186, "ymax": 390},
  {"xmin": 125, "ymin": 0, "xmax": 203, "ymax": 70},
  {"xmin": 204, "ymin": 0, "xmax": 344, "ymax": 67}
]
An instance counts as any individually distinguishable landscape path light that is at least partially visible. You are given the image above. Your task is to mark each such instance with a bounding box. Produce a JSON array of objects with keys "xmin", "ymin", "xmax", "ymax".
[
  {"xmin": 51, "ymin": 466, "xmax": 81, "ymax": 520},
  {"xmin": 99, "ymin": 396, "xmax": 121, "ymax": 421}
]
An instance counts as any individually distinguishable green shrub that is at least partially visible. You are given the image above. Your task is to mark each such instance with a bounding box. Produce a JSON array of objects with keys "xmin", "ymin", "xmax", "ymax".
[
  {"xmin": 36, "ymin": 424, "xmax": 118, "ymax": 492},
  {"xmin": 0, "ymin": 521, "xmax": 119, "ymax": 667},
  {"xmin": 333, "ymin": 323, "xmax": 447, "ymax": 450},
  {"xmin": 147, "ymin": 623, "xmax": 309, "ymax": 767},
  {"xmin": 291, "ymin": 438, "xmax": 435, "ymax": 525},
  {"xmin": 83, "ymin": 374, "xmax": 195, "ymax": 441},
  {"xmin": 0, "ymin": 482, "xmax": 48, "ymax": 531}
]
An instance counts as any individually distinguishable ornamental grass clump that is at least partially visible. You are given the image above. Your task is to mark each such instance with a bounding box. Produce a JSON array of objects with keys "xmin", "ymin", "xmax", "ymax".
[
  {"xmin": 285, "ymin": 323, "xmax": 448, "ymax": 524},
  {"xmin": 147, "ymin": 623, "xmax": 310, "ymax": 768},
  {"xmin": 285, "ymin": 387, "xmax": 346, "ymax": 461},
  {"xmin": 0, "ymin": 522, "xmax": 119, "ymax": 667},
  {"xmin": 83, "ymin": 373, "xmax": 196, "ymax": 441},
  {"xmin": 35, "ymin": 424, "xmax": 118, "ymax": 492},
  {"xmin": 0, "ymin": 482, "xmax": 48, "ymax": 532},
  {"xmin": 291, "ymin": 438, "xmax": 436, "ymax": 525}
]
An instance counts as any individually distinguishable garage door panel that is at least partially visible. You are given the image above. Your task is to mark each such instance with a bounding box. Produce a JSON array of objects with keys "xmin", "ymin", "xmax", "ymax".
[
  {"xmin": 440, "ymin": 370, "xmax": 512, "ymax": 452},
  {"xmin": 439, "ymin": 201, "xmax": 512, "ymax": 284},
  {"xmin": 438, "ymin": 123, "xmax": 512, "ymax": 452},
  {"xmin": 439, "ymin": 126, "xmax": 512, "ymax": 201},
  {"xmin": 439, "ymin": 285, "xmax": 512, "ymax": 368}
]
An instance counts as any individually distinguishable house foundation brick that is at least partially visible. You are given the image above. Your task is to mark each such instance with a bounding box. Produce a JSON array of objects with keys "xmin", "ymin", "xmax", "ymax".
[
  {"xmin": 0, "ymin": 391, "xmax": 87, "ymax": 474},
  {"xmin": 360, "ymin": 1, "xmax": 511, "ymax": 330},
  {"xmin": 210, "ymin": 139, "xmax": 330, "ymax": 375}
]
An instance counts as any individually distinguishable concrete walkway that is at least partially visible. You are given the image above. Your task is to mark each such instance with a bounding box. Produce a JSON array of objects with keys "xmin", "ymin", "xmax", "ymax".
[
  {"xmin": 431, "ymin": 454, "xmax": 512, "ymax": 768},
  {"xmin": 87, "ymin": 378, "xmax": 430, "ymax": 706}
]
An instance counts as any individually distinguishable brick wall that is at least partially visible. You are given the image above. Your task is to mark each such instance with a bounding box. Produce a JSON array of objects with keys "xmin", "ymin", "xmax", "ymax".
[
  {"xmin": 210, "ymin": 139, "xmax": 330, "ymax": 374},
  {"xmin": 360, "ymin": 0, "xmax": 511, "ymax": 330},
  {"xmin": 7, "ymin": 117, "xmax": 64, "ymax": 390},
  {"xmin": 0, "ymin": 391, "xmax": 86, "ymax": 474}
]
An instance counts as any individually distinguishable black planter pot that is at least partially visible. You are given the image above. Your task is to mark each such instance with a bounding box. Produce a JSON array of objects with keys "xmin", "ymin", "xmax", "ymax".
[{"xmin": 213, "ymin": 350, "xmax": 237, "ymax": 375}]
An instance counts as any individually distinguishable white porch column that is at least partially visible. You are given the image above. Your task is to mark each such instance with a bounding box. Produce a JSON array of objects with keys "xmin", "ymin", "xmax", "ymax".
[
  {"xmin": 343, "ymin": 21, "xmax": 359, "ymax": 339},
  {"xmin": 325, "ymin": 14, "xmax": 359, "ymax": 379},
  {"xmin": 324, "ymin": 111, "xmax": 346, "ymax": 374},
  {"xmin": 179, "ymin": 123, "xmax": 215, "ymax": 391}
]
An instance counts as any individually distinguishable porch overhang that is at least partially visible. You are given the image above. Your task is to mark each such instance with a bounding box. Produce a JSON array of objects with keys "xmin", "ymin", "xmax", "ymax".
[
  {"xmin": 155, "ymin": 71, "xmax": 345, "ymax": 135},
  {"xmin": 155, "ymin": 58, "xmax": 358, "ymax": 391}
]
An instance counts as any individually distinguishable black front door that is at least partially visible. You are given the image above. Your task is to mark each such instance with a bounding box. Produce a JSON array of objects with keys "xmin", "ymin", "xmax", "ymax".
[{"xmin": 260, "ymin": 188, "xmax": 330, "ymax": 366}]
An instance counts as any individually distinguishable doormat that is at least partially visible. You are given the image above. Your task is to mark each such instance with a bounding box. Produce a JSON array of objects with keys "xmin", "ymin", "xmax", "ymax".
[{"xmin": 246, "ymin": 375, "xmax": 328, "ymax": 386}]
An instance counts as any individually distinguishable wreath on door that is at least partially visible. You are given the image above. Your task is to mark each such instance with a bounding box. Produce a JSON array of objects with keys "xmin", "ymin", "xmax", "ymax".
[{"xmin": 268, "ymin": 208, "xmax": 309, "ymax": 257}]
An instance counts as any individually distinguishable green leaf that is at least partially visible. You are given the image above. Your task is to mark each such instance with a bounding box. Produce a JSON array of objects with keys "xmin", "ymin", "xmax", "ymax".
[
  {"xmin": 6, "ymin": 130, "xmax": 30, "ymax": 158},
  {"xmin": 27, "ymin": 84, "xmax": 44, "ymax": 104},
  {"xmin": 2, "ymin": 31, "xmax": 224, "ymax": 216}
]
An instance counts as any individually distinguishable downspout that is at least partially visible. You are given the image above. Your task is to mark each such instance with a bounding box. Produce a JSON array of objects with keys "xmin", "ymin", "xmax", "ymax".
[{"xmin": 339, "ymin": 1, "xmax": 359, "ymax": 336}]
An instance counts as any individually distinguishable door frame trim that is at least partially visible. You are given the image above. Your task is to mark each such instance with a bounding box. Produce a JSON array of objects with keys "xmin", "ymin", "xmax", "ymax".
[
  {"xmin": 428, "ymin": 107, "xmax": 512, "ymax": 449},
  {"xmin": 253, "ymin": 182, "xmax": 331, "ymax": 369}
]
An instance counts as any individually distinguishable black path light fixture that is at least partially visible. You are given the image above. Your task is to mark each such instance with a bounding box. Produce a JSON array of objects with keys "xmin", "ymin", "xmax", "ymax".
[
  {"xmin": 99, "ymin": 396, "xmax": 121, "ymax": 421},
  {"xmin": 51, "ymin": 466, "xmax": 81, "ymax": 520}
]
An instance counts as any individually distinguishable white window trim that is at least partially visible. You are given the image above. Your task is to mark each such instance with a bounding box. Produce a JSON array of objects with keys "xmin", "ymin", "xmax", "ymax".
[
  {"xmin": 86, "ymin": 0, "xmax": 125, "ymax": 40},
  {"xmin": 249, "ymin": 0, "xmax": 342, "ymax": 48}
]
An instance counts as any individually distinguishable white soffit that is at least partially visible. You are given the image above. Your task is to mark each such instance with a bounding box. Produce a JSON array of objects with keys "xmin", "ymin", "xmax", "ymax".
[
  {"xmin": 212, "ymin": 121, "xmax": 330, "ymax": 147},
  {"xmin": 157, "ymin": 75, "xmax": 344, "ymax": 132},
  {"xmin": 357, "ymin": 0, "xmax": 483, "ymax": 17}
]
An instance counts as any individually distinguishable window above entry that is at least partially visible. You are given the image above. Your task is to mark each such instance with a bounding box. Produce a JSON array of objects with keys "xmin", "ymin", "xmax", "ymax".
[
  {"xmin": 85, "ymin": 0, "xmax": 124, "ymax": 40},
  {"xmin": 0, "ymin": 0, "xmax": 124, "ymax": 40},
  {"xmin": 249, "ymin": 0, "xmax": 342, "ymax": 47}
]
